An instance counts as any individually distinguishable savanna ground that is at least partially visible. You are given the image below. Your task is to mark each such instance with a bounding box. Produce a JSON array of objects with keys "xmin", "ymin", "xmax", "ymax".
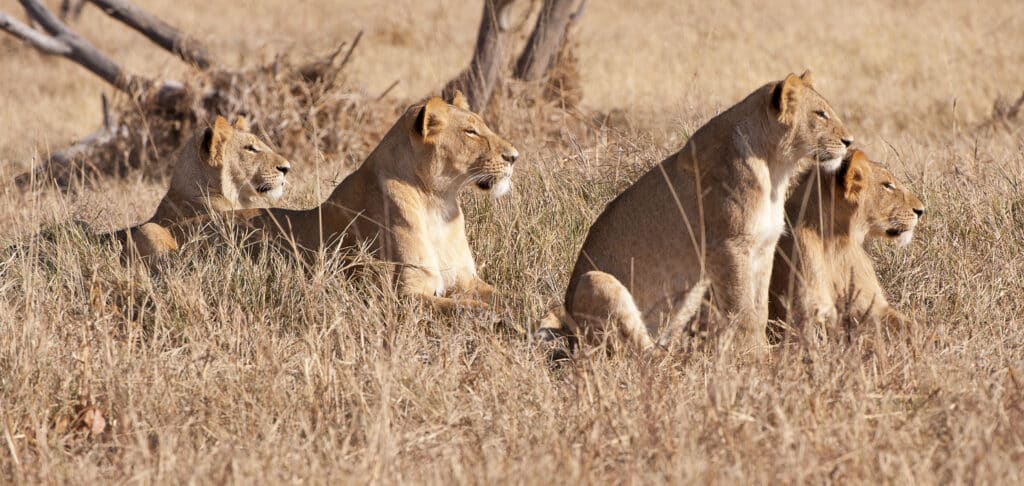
[{"xmin": 2, "ymin": 0, "xmax": 1024, "ymax": 482}]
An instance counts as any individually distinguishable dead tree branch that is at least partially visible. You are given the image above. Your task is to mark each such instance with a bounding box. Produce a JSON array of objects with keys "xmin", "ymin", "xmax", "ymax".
[
  {"xmin": 4, "ymin": 0, "xmax": 207, "ymax": 189},
  {"xmin": 59, "ymin": 0, "xmax": 85, "ymax": 21},
  {"xmin": 298, "ymin": 30, "xmax": 362, "ymax": 84},
  {"xmin": 17, "ymin": 0, "xmax": 152, "ymax": 94},
  {"xmin": 0, "ymin": 11, "xmax": 72, "ymax": 55},
  {"xmin": 515, "ymin": 0, "xmax": 585, "ymax": 81},
  {"xmin": 14, "ymin": 124, "xmax": 122, "ymax": 190},
  {"xmin": 85, "ymin": 0, "xmax": 213, "ymax": 68}
]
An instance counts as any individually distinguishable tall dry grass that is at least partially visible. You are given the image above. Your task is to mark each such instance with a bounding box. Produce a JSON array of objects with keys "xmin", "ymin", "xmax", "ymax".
[{"xmin": 2, "ymin": 0, "xmax": 1024, "ymax": 483}]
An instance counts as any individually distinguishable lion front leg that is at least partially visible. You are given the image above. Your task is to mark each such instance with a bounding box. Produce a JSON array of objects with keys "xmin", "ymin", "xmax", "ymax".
[
  {"xmin": 457, "ymin": 274, "xmax": 499, "ymax": 306},
  {"xmin": 877, "ymin": 305, "xmax": 911, "ymax": 330},
  {"xmin": 708, "ymin": 246, "xmax": 769, "ymax": 360},
  {"xmin": 127, "ymin": 223, "xmax": 179, "ymax": 261},
  {"xmin": 397, "ymin": 266, "xmax": 490, "ymax": 314},
  {"xmin": 786, "ymin": 227, "xmax": 837, "ymax": 336}
]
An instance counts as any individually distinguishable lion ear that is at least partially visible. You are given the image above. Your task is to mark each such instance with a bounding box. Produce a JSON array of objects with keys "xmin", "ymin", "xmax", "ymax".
[
  {"xmin": 233, "ymin": 116, "xmax": 249, "ymax": 131},
  {"xmin": 771, "ymin": 73, "xmax": 804, "ymax": 123},
  {"xmin": 841, "ymin": 149, "xmax": 871, "ymax": 202},
  {"xmin": 413, "ymin": 97, "xmax": 449, "ymax": 142},
  {"xmin": 202, "ymin": 116, "xmax": 232, "ymax": 167},
  {"xmin": 799, "ymin": 69, "xmax": 814, "ymax": 88},
  {"xmin": 450, "ymin": 90, "xmax": 470, "ymax": 111}
]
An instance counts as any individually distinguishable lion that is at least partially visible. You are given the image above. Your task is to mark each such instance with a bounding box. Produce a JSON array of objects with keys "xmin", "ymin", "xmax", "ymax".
[
  {"xmin": 769, "ymin": 148, "xmax": 925, "ymax": 334},
  {"xmin": 177, "ymin": 91, "xmax": 518, "ymax": 312},
  {"xmin": 109, "ymin": 115, "xmax": 292, "ymax": 259},
  {"xmin": 537, "ymin": 71, "xmax": 853, "ymax": 357}
]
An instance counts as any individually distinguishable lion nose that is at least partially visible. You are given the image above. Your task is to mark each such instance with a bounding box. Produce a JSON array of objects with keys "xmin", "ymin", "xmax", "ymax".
[
  {"xmin": 841, "ymin": 137, "xmax": 854, "ymax": 148},
  {"xmin": 913, "ymin": 207, "xmax": 924, "ymax": 217},
  {"xmin": 502, "ymin": 148, "xmax": 519, "ymax": 164},
  {"xmin": 277, "ymin": 163, "xmax": 291, "ymax": 175}
]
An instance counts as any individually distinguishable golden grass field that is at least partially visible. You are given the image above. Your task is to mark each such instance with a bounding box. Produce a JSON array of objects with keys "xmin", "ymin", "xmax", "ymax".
[{"xmin": 2, "ymin": 0, "xmax": 1024, "ymax": 482}]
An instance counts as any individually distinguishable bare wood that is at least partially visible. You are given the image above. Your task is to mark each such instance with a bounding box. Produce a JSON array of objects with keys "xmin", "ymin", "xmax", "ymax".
[
  {"xmin": 59, "ymin": 0, "xmax": 85, "ymax": 21},
  {"xmin": 13, "ymin": 78, "xmax": 189, "ymax": 191},
  {"xmin": 85, "ymin": 0, "xmax": 213, "ymax": 69},
  {"xmin": 298, "ymin": 30, "xmax": 362, "ymax": 84},
  {"xmin": 444, "ymin": 0, "xmax": 517, "ymax": 111},
  {"xmin": 515, "ymin": 0, "xmax": 585, "ymax": 81},
  {"xmin": 0, "ymin": 11, "xmax": 71, "ymax": 55},
  {"xmin": 14, "ymin": 125, "xmax": 119, "ymax": 190},
  {"xmin": 18, "ymin": 0, "xmax": 151, "ymax": 94}
]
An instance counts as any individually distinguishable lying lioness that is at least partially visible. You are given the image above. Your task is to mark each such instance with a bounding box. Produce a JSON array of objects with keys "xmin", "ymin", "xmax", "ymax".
[
  {"xmin": 170, "ymin": 91, "xmax": 518, "ymax": 312},
  {"xmin": 12, "ymin": 117, "xmax": 290, "ymax": 260}
]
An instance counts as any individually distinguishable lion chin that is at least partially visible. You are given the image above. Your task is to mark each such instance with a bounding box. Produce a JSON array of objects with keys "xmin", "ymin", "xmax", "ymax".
[
  {"xmin": 476, "ymin": 176, "xmax": 512, "ymax": 199},
  {"xmin": 250, "ymin": 182, "xmax": 285, "ymax": 204},
  {"xmin": 885, "ymin": 227, "xmax": 915, "ymax": 247},
  {"xmin": 896, "ymin": 229, "xmax": 914, "ymax": 247},
  {"xmin": 490, "ymin": 178, "xmax": 512, "ymax": 198},
  {"xmin": 261, "ymin": 184, "xmax": 285, "ymax": 202},
  {"xmin": 820, "ymin": 156, "xmax": 843, "ymax": 172}
]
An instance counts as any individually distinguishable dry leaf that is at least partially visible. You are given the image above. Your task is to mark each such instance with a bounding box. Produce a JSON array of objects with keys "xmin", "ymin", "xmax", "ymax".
[{"xmin": 81, "ymin": 407, "xmax": 106, "ymax": 438}]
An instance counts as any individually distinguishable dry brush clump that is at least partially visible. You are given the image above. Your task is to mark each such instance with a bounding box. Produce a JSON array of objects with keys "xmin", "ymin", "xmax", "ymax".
[{"xmin": 18, "ymin": 41, "xmax": 393, "ymax": 189}]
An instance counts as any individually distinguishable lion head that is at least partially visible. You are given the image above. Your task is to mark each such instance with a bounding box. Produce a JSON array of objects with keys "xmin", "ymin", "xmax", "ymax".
[
  {"xmin": 406, "ymin": 91, "xmax": 519, "ymax": 198},
  {"xmin": 771, "ymin": 70, "xmax": 854, "ymax": 172},
  {"xmin": 169, "ymin": 116, "xmax": 292, "ymax": 210},
  {"xmin": 834, "ymin": 149, "xmax": 925, "ymax": 246}
]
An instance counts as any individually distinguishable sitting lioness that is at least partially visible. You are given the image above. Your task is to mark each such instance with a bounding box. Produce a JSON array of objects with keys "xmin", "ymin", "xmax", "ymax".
[
  {"xmin": 111, "ymin": 116, "xmax": 291, "ymax": 258},
  {"xmin": 186, "ymin": 91, "xmax": 518, "ymax": 311},
  {"xmin": 769, "ymin": 149, "xmax": 925, "ymax": 333},
  {"xmin": 539, "ymin": 72, "xmax": 852, "ymax": 357}
]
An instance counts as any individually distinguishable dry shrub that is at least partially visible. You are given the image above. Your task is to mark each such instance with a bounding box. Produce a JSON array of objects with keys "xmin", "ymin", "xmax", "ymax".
[
  {"xmin": 28, "ymin": 44, "xmax": 394, "ymax": 188},
  {"xmin": 543, "ymin": 30, "xmax": 583, "ymax": 109}
]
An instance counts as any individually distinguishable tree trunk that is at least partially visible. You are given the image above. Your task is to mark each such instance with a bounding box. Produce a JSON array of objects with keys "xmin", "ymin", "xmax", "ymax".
[
  {"xmin": 515, "ymin": 0, "xmax": 584, "ymax": 81},
  {"xmin": 444, "ymin": 0, "xmax": 516, "ymax": 112}
]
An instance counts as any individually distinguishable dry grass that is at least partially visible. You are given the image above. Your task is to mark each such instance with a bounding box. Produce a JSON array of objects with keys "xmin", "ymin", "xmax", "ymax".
[{"xmin": 2, "ymin": 0, "xmax": 1024, "ymax": 483}]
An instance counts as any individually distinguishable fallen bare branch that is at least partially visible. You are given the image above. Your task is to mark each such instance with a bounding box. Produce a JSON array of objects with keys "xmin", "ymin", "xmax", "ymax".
[
  {"xmin": 18, "ymin": 0, "xmax": 151, "ymax": 94},
  {"xmin": 14, "ymin": 124, "xmax": 121, "ymax": 190},
  {"xmin": 59, "ymin": 0, "xmax": 85, "ymax": 21},
  {"xmin": 299, "ymin": 30, "xmax": 362, "ymax": 85},
  {"xmin": 85, "ymin": 0, "xmax": 213, "ymax": 68},
  {"xmin": 0, "ymin": 11, "xmax": 71, "ymax": 55}
]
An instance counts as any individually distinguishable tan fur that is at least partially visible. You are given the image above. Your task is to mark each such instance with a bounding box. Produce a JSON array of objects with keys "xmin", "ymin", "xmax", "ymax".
[
  {"xmin": 200, "ymin": 92, "xmax": 518, "ymax": 312},
  {"xmin": 539, "ymin": 72, "xmax": 853, "ymax": 357},
  {"xmin": 769, "ymin": 149, "xmax": 925, "ymax": 334},
  {"xmin": 116, "ymin": 116, "xmax": 291, "ymax": 259}
]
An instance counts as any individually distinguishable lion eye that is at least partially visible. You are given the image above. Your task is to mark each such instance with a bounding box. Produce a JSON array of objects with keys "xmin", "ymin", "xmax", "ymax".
[
  {"xmin": 464, "ymin": 128, "xmax": 480, "ymax": 137},
  {"xmin": 244, "ymin": 144, "xmax": 260, "ymax": 153},
  {"xmin": 883, "ymin": 182, "xmax": 896, "ymax": 191},
  {"xmin": 814, "ymin": 110, "xmax": 829, "ymax": 120}
]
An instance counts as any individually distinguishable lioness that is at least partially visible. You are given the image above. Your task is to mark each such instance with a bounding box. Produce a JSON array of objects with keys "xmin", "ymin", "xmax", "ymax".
[
  {"xmin": 186, "ymin": 91, "xmax": 517, "ymax": 311},
  {"xmin": 113, "ymin": 116, "xmax": 291, "ymax": 258},
  {"xmin": 769, "ymin": 149, "xmax": 924, "ymax": 332},
  {"xmin": 539, "ymin": 72, "xmax": 852, "ymax": 357}
]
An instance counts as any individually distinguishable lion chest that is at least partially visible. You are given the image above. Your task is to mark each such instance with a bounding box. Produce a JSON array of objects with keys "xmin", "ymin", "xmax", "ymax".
[
  {"xmin": 422, "ymin": 206, "xmax": 475, "ymax": 295},
  {"xmin": 747, "ymin": 169, "xmax": 787, "ymax": 279}
]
